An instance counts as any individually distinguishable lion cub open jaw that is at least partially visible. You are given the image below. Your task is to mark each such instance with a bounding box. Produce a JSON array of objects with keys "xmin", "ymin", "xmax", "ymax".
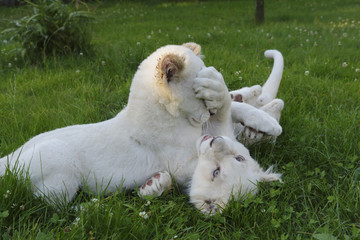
[{"xmin": 190, "ymin": 135, "xmax": 282, "ymax": 215}]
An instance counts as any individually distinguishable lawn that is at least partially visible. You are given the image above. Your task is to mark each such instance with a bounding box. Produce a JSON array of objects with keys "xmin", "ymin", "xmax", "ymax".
[{"xmin": 1, "ymin": 0, "xmax": 360, "ymax": 239}]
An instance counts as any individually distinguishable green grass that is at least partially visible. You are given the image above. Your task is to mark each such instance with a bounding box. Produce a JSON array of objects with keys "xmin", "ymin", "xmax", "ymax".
[{"xmin": 1, "ymin": 0, "xmax": 360, "ymax": 239}]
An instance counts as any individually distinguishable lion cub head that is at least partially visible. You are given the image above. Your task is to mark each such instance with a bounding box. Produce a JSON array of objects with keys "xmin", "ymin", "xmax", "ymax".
[
  {"xmin": 190, "ymin": 135, "xmax": 282, "ymax": 215},
  {"xmin": 129, "ymin": 42, "xmax": 211, "ymax": 127}
]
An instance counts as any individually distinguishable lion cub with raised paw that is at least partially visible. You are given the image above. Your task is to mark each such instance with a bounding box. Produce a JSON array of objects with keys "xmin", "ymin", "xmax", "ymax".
[{"xmin": 189, "ymin": 135, "xmax": 282, "ymax": 215}]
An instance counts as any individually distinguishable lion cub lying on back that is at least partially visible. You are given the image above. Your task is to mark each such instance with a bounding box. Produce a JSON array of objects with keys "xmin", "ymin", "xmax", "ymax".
[{"xmin": 190, "ymin": 135, "xmax": 282, "ymax": 214}]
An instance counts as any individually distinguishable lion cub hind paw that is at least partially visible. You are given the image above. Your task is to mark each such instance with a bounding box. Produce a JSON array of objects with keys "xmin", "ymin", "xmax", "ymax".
[{"xmin": 138, "ymin": 171, "xmax": 172, "ymax": 197}]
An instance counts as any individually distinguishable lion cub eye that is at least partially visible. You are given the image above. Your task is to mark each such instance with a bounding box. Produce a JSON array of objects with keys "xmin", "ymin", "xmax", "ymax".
[
  {"xmin": 235, "ymin": 155, "xmax": 245, "ymax": 162},
  {"xmin": 213, "ymin": 167, "xmax": 220, "ymax": 178}
]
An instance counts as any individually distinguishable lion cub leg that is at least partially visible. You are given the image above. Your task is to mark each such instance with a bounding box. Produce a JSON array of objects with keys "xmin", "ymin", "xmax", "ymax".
[{"xmin": 138, "ymin": 171, "xmax": 172, "ymax": 197}]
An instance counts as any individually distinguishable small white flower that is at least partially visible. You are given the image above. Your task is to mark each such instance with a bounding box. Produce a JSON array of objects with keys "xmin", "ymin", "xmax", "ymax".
[
  {"xmin": 238, "ymin": 76, "xmax": 243, "ymax": 80},
  {"xmin": 101, "ymin": 61, "xmax": 106, "ymax": 66},
  {"xmin": 72, "ymin": 217, "xmax": 80, "ymax": 226},
  {"xmin": 342, "ymin": 62, "xmax": 348, "ymax": 68},
  {"xmin": 355, "ymin": 68, "xmax": 360, "ymax": 72},
  {"xmin": 3, "ymin": 39, "xmax": 7, "ymax": 44},
  {"xmin": 139, "ymin": 211, "xmax": 149, "ymax": 219},
  {"xmin": 91, "ymin": 198, "xmax": 99, "ymax": 203},
  {"xmin": 76, "ymin": 70, "xmax": 80, "ymax": 73},
  {"xmin": 176, "ymin": 27, "xmax": 179, "ymax": 31},
  {"xmin": 79, "ymin": 52, "xmax": 83, "ymax": 56},
  {"xmin": 19, "ymin": 205, "xmax": 25, "ymax": 210},
  {"xmin": 235, "ymin": 70, "xmax": 241, "ymax": 75},
  {"xmin": 338, "ymin": 41, "xmax": 342, "ymax": 46},
  {"xmin": 136, "ymin": 42, "xmax": 140, "ymax": 45},
  {"xmin": 147, "ymin": 35, "xmax": 151, "ymax": 39},
  {"xmin": 6, "ymin": 190, "xmax": 10, "ymax": 194},
  {"xmin": 145, "ymin": 201, "xmax": 151, "ymax": 206},
  {"xmin": 3, "ymin": 194, "xmax": 8, "ymax": 198},
  {"xmin": 304, "ymin": 70, "xmax": 310, "ymax": 76},
  {"xmin": 8, "ymin": 63, "xmax": 12, "ymax": 67},
  {"xmin": 207, "ymin": 33, "xmax": 211, "ymax": 37}
]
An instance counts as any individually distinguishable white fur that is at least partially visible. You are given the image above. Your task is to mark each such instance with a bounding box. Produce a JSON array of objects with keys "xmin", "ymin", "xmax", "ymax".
[
  {"xmin": 257, "ymin": 50, "xmax": 284, "ymax": 106},
  {"xmin": 0, "ymin": 43, "xmax": 233, "ymax": 203},
  {"xmin": 0, "ymin": 43, "xmax": 284, "ymax": 207},
  {"xmin": 190, "ymin": 135, "xmax": 281, "ymax": 215},
  {"xmin": 230, "ymin": 50, "xmax": 284, "ymax": 145}
]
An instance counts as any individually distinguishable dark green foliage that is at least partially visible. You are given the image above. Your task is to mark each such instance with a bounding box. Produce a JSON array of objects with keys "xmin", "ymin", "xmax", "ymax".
[{"xmin": 2, "ymin": 0, "xmax": 93, "ymax": 62}]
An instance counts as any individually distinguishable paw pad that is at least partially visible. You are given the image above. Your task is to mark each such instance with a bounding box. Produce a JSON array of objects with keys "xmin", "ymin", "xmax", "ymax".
[
  {"xmin": 230, "ymin": 93, "xmax": 243, "ymax": 102},
  {"xmin": 138, "ymin": 171, "xmax": 172, "ymax": 197},
  {"xmin": 146, "ymin": 179, "xmax": 153, "ymax": 186}
]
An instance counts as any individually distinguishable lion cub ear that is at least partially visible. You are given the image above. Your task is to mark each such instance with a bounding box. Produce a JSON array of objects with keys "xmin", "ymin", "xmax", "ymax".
[
  {"xmin": 260, "ymin": 166, "xmax": 282, "ymax": 183},
  {"xmin": 182, "ymin": 42, "xmax": 201, "ymax": 56},
  {"xmin": 158, "ymin": 54, "xmax": 184, "ymax": 82}
]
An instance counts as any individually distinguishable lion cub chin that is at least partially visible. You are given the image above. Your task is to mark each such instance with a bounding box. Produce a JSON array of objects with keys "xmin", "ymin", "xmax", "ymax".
[{"xmin": 189, "ymin": 135, "xmax": 282, "ymax": 215}]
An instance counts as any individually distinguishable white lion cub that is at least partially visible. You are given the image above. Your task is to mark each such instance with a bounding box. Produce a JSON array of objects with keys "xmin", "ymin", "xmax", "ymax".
[
  {"xmin": 190, "ymin": 135, "xmax": 282, "ymax": 214},
  {"xmin": 0, "ymin": 42, "xmax": 283, "ymax": 206},
  {"xmin": 1, "ymin": 43, "xmax": 231, "ymax": 203}
]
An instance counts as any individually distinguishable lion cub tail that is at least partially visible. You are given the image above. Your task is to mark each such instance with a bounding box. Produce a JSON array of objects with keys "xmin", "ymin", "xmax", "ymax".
[{"xmin": 257, "ymin": 50, "xmax": 284, "ymax": 106}]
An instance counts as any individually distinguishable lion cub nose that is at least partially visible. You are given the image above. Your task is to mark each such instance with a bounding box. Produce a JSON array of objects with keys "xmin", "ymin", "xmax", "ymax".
[{"xmin": 210, "ymin": 136, "xmax": 227, "ymax": 152}]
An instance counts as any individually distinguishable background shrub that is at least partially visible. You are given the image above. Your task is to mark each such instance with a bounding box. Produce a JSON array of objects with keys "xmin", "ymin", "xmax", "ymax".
[{"xmin": 2, "ymin": 0, "xmax": 94, "ymax": 62}]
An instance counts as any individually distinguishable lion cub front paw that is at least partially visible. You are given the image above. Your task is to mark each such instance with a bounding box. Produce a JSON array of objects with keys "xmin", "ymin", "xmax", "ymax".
[
  {"xmin": 230, "ymin": 85, "xmax": 262, "ymax": 104},
  {"xmin": 194, "ymin": 67, "xmax": 230, "ymax": 115},
  {"xmin": 139, "ymin": 171, "xmax": 172, "ymax": 197}
]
